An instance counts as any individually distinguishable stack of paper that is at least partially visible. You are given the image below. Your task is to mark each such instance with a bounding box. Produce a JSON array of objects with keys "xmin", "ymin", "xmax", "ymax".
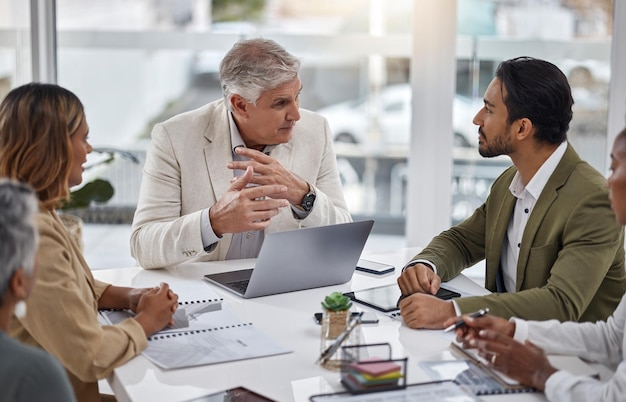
[
  {"xmin": 99, "ymin": 300, "xmax": 291, "ymax": 370},
  {"xmin": 342, "ymin": 357, "xmax": 404, "ymax": 392}
]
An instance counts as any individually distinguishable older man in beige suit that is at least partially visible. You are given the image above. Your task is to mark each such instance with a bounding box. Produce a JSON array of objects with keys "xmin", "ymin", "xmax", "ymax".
[{"xmin": 131, "ymin": 38, "xmax": 351, "ymax": 269}]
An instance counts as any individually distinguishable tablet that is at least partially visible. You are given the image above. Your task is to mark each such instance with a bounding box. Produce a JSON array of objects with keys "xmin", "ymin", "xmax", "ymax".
[
  {"xmin": 182, "ymin": 386, "xmax": 273, "ymax": 402},
  {"xmin": 344, "ymin": 284, "xmax": 401, "ymax": 312},
  {"xmin": 344, "ymin": 284, "xmax": 460, "ymax": 313}
]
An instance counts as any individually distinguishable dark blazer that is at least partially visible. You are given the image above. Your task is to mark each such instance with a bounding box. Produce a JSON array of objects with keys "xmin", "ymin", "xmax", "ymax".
[{"xmin": 414, "ymin": 144, "xmax": 626, "ymax": 322}]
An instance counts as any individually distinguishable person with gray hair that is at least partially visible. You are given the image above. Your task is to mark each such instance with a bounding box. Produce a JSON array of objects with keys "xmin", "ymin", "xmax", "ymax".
[
  {"xmin": 131, "ymin": 38, "xmax": 351, "ymax": 269},
  {"xmin": 0, "ymin": 179, "xmax": 76, "ymax": 402}
]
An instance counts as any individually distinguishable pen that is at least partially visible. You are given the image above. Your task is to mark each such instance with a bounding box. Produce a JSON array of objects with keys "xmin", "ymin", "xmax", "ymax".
[
  {"xmin": 317, "ymin": 312, "xmax": 363, "ymax": 365},
  {"xmin": 443, "ymin": 308, "xmax": 489, "ymax": 333}
]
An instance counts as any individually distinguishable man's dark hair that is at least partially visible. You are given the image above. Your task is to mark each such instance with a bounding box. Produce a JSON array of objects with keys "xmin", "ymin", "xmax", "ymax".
[{"xmin": 496, "ymin": 56, "xmax": 574, "ymax": 144}]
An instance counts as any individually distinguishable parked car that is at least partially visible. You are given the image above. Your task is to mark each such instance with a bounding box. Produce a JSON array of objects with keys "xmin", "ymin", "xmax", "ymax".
[{"xmin": 316, "ymin": 84, "xmax": 481, "ymax": 148}]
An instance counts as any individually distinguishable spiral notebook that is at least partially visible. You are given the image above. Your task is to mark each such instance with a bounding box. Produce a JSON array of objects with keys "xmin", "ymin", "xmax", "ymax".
[
  {"xmin": 100, "ymin": 298, "xmax": 224, "ymax": 334},
  {"xmin": 99, "ymin": 300, "xmax": 291, "ymax": 370}
]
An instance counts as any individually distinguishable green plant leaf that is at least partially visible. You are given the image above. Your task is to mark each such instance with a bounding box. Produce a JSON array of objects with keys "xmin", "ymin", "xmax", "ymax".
[
  {"xmin": 321, "ymin": 291, "xmax": 352, "ymax": 311},
  {"xmin": 62, "ymin": 179, "xmax": 114, "ymax": 210}
]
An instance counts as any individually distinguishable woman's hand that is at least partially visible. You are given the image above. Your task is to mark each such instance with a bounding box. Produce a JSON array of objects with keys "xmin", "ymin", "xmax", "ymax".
[
  {"xmin": 469, "ymin": 329, "xmax": 557, "ymax": 391},
  {"xmin": 134, "ymin": 282, "xmax": 179, "ymax": 336},
  {"xmin": 127, "ymin": 287, "xmax": 150, "ymax": 312},
  {"xmin": 444, "ymin": 314, "xmax": 515, "ymax": 347}
]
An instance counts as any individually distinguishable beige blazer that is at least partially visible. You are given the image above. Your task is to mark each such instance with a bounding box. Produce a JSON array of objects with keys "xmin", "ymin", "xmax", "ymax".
[
  {"xmin": 11, "ymin": 210, "xmax": 147, "ymax": 402},
  {"xmin": 131, "ymin": 99, "xmax": 351, "ymax": 268}
]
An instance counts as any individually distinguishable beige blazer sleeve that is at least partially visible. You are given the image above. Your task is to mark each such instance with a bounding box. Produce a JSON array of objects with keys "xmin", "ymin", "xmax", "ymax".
[
  {"xmin": 131, "ymin": 99, "xmax": 351, "ymax": 269},
  {"xmin": 11, "ymin": 211, "xmax": 147, "ymax": 402}
]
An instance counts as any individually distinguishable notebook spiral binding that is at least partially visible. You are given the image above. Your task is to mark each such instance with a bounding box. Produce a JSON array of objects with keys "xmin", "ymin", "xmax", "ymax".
[
  {"xmin": 148, "ymin": 322, "xmax": 253, "ymax": 341},
  {"xmin": 102, "ymin": 298, "xmax": 223, "ymax": 312},
  {"xmin": 178, "ymin": 298, "xmax": 222, "ymax": 305}
]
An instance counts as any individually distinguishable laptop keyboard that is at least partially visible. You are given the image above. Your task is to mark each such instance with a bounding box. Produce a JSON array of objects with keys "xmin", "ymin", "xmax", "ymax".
[{"xmin": 226, "ymin": 279, "xmax": 250, "ymax": 294}]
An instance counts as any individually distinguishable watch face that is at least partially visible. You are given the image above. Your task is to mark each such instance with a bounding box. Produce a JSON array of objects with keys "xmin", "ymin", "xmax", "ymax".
[{"xmin": 302, "ymin": 192, "xmax": 316, "ymax": 211}]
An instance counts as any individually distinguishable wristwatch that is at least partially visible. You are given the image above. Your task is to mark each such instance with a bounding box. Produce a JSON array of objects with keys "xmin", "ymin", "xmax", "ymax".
[{"xmin": 300, "ymin": 183, "xmax": 316, "ymax": 212}]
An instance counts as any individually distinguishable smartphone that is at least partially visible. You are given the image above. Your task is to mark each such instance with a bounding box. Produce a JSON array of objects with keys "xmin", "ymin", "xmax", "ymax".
[
  {"xmin": 355, "ymin": 259, "xmax": 395, "ymax": 275},
  {"xmin": 397, "ymin": 287, "xmax": 461, "ymax": 305},
  {"xmin": 314, "ymin": 312, "xmax": 379, "ymax": 325},
  {"xmin": 434, "ymin": 287, "xmax": 461, "ymax": 300}
]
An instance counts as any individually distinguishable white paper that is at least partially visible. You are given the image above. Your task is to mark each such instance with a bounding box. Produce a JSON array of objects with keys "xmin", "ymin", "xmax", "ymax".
[
  {"xmin": 143, "ymin": 303, "xmax": 291, "ymax": 369},
  {"xmin": 100, "ymin": 301, "xmax": 291, "ymax": 370}
]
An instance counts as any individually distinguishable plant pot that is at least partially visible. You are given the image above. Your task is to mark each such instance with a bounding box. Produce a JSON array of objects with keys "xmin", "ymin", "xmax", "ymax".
[
  {"xmin": 320, "ymin": 309, "xmax": 360, "ymax": 371},
  {"xmin": 323, "ymin": 310, "xmax": 350, "ymax": 339}
]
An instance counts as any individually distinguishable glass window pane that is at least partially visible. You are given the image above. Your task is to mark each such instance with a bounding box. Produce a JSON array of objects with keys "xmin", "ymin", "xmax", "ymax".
[
  {"xmin": 52, "ymin": 0, "xmax": 613, "ymax": 267},
  {"xmin": 0, "ymin": 0, "xmax": 32, "ymax": 96}
]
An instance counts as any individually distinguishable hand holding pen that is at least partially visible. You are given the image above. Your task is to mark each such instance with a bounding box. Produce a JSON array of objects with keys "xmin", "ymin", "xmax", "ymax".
[
  {"xmin": 443, "ymin": 308, "xmax": 489, "ymax": 333},
  {"xmin": 442, "ymin": 308, "xmax": 517, "ymax": 347}
]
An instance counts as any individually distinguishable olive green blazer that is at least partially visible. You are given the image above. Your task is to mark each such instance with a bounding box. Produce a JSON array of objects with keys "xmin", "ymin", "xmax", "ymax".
[{"xmin": 414, "ymin": 144, "xmax": 626, "ymax": 322}]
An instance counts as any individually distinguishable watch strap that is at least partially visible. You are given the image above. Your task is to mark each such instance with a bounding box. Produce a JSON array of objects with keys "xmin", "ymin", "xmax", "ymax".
[{"xmin": 300, "ymin": 183, "xmax": 316, "ymax": 212}]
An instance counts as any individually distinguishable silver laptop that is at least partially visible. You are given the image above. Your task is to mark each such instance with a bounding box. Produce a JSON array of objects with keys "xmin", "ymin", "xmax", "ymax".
[{"xmin": 203, "ymin": 220, "xmax": 374, "ymax": 298}]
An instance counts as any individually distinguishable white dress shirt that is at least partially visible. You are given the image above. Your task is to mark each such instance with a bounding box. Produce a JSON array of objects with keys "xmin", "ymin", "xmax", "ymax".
[
  {"xmin": 500, "ymin": 141, "xmax": 567, "ymax": 292},
  {"xmin": 510, "ymin": 292, "xmax": 626, "ymax": 402},
  {"xmin": 200, "ymin": 112, "xmax": 309, "ymax": 259}
]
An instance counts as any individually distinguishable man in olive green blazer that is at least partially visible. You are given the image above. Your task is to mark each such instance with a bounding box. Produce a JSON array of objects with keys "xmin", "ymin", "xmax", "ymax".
[{"xmin": 397, "ymin": 57, "xmax": 626, "ymax": 329}]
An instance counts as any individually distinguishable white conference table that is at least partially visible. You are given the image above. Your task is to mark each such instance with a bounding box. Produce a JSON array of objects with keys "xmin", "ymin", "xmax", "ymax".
[{"xmin": 94, "ymin": 247, "xmax": 549, "ymax": 402}]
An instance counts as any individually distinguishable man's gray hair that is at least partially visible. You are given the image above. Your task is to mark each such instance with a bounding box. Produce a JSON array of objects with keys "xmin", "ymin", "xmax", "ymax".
[
  {"xmin": 219, "ymin": 38, "xmax": 301, "ymax": 111},
  {"xmin": 0, "ymin": 179, "xmax": 38, "ymax": 298}
]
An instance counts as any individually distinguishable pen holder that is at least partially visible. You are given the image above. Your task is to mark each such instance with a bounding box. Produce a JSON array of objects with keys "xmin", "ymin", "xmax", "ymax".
[
  {"xmin": 340, "ymin": 343, "xmax": 407, "ymax": 394},
  {"xmin": 320, "ymin": 310, "xmax": 361, "ymax": 371}
]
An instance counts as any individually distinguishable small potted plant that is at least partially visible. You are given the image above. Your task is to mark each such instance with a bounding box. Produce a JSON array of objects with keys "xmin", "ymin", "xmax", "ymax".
[{"xmin": 321, "ymin": 291, "xmax": 353, "ymax": 339}]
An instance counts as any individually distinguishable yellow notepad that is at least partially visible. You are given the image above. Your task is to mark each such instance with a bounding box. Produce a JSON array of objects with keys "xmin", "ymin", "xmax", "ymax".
[{"xmin": 360, "ymin": 370, "xmax": 404, "ymax": 382}]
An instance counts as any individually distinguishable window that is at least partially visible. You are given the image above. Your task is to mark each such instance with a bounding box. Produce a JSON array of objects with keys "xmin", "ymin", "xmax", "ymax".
[
  {"xmin": 0, "ymin": 0, "xmax": 31, "ymax": 97},
  {"xmin": 12, "ymin": 0, "xmax": 616, "ymax": 242}
]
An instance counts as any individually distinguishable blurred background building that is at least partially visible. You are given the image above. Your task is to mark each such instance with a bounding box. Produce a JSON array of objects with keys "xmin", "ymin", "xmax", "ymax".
[{"xmin": 0, "ymin": 0, "xmax": 623, "ymax": 271}]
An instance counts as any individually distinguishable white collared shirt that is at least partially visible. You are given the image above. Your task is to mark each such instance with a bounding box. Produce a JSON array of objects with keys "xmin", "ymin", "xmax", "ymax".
[
  {"xmin": 500, "ymin": 141, "xmax": 568, "ymax": 292},
  {"xmin": 223, "ymin": 112, "xmax": 273, "ymax": 259},
  {"xmin": 200, "ymin": 112, "xmax": 306, "ymax": 259}
]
